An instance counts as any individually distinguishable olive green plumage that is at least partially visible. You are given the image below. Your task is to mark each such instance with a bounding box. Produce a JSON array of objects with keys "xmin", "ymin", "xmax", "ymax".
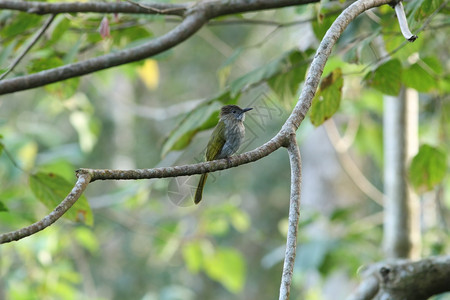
[{"xmin": 194, "ymin": 105, "xmax": 252, "ymax": 204}]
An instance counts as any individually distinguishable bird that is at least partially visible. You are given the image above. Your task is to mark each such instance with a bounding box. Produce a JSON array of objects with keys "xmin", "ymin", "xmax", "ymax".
[{"xmin": 194, "ymin": 105, "xmax": 253, "ymax": 204}]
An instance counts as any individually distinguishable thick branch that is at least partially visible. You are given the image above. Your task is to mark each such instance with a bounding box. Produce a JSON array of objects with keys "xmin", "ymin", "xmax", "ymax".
[
  {"xmin": 0, "ymin": 173, "xmax": 91, "ymax": 243},
  {"xmin": 347, "ymin": 256, "xmax": 450, "ymax": 300},
  {"xmin": 0, "ymin": 0, "xmax": 187, "ymax": 16},
  {"xmin": 279, "ymin": 133, "xmax": 302, "ymax": 300}
]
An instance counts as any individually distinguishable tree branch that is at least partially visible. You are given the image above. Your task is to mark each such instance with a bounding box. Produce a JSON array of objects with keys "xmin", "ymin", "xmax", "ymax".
[
  {"xmin": 77, "ymin": 135, "xmax": 286, "ymax": 182},
  {"xmin": 0, "ymin": 173, "xmax": 91, "ymax": 243},
  {"xmin": 0, "ymin": 10, "xmax": 207, "ymax": 94},
  {"xmin": 0, "ymin": 0, "xmax": 318, "ymax": 95},
  {"xmin": 282, "ymin": 0, "xmax": 391, "ymax": 132},
  {"xmin": 347, "ymin": 256, "xmax": 450, "ymax": 300},
  {"xmin": 279, "ymin": 133, "xmax": 302, "ymax": 300},
  {"xmin": 0, "ymin": 0, "xmax": 187, "ymax": 16}
]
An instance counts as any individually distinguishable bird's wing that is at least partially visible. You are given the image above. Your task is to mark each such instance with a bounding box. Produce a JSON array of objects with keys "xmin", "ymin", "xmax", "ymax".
[{"xmin": 205, "ymin": 120, "xmax": 226, "ymax": 161}]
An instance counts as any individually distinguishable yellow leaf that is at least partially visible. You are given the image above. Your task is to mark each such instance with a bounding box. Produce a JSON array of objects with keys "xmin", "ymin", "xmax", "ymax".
[{"xmin": 138, "ymin": 59, "xmax": 159, "ymax": 90}]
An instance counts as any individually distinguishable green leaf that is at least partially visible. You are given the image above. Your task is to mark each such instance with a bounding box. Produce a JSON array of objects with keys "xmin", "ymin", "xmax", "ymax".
[
  {"xmin": 112, "ymin": 26, "xmax": 153, "ymax": 47},
  {"xmin": 29, "ymin": 172, "xmax": 93, "ymax": 226},
  {"xmin": 409, "ymin": 145, "xmax": 447, "ymax": 192},
  {"xmin": 47, "ymin": 16, "xmax": 71, "ymax": 46},
  {"xmin": 311, "ymin": 11, "xmax": 338, "ymax": 40},
  {"xmin": 268, "ymin": 50, "xmax": 309, "ymax": 103},
  {"xmin": 230, "ymin": 56, "xmax": 283, "ymax": 97},
  {"xmin": 413, "ymin": 0, "xmax": 444, "ymax": 21},
  {"xmin": 204, "ymin": 247, "xmax": 246, "ymax": 293},
  {"xmin": 27, "ymin": 57, "xmax": 64, "ymax": 74},
  {"xmin": 364, "ymin": 59, "xmax": 402, "ymax": 96},
  {"xmin": 296, "ymin": 240, "xmax": 336, "ymax": 270},
  {"xmin": 0, "ymin": 201, "xmax": 8, "ymax": 212},
  {"xmin": 161, "ymin": 91, "xmax": 239, "ymax": 156},
  {"xmin": 74, "ymin": 227, "xmax": 99, "ymax": 254},
  {"xmin": 45, "ymin": 77, "xmax": 80, "ymax": 99},
  {"xmin": 230, "ymin": 49, "xmax": 307, "ymax": 97},
  {"xmin": 402, "ymin": 57, "xmax": 441, "ymax": 92},
  {"xmin": 1, "ymin": 13, "xmax": 41, "ymax": 38},
  {"xmin": 310, "ymin": 68, "xmax": 343, "ymax": 126},
  {"xmin": 230, "ymin": 210, "xmax": 250, "ymax": 232},
  {"xmin": 182, "ymin": 241, "xmax": 204, "ymax": 273}
]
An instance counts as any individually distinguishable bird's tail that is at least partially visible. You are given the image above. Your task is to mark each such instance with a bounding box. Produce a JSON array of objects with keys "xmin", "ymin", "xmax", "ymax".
[{"xmin": 194, "ymin": 173, "xmax": 208, "ymax": 204}]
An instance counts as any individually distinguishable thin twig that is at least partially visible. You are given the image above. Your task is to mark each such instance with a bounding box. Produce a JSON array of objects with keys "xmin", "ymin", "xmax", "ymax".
[{"xmin": 0, "ymin": 14, "xmax": 56, "ymax": 80}]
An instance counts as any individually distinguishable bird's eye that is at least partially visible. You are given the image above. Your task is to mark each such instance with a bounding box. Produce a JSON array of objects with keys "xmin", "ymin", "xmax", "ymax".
[{"xmin": 232, "ymin": 110, "xmax": 236, "ymax": 113}]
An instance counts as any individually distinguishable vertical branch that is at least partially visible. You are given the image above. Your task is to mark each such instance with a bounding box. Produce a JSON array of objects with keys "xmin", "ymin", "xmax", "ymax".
[
  {"xmin": 279, "ymin": 133, "xmax": 302, "ymax": 300},
  {"xmin": 383, "ymin": 87, "xmax": 420, "ymax": 258}
]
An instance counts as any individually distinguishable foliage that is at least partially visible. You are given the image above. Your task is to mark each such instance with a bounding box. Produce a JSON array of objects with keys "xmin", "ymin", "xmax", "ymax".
[{"xmin": 0, "ymin": 0, "xmax": 449, "ymax": 299}]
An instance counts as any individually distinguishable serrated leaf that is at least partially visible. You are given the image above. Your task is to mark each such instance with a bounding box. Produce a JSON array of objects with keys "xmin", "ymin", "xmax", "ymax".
[
  {"xmin": 310, "ymin": 68, "xmax": 343, "ymax": 126},
  {"xmin": 29, "ymin": 172, "xmax": 93, "ymax": 226},
  {"xmin": 364, "ymin": 59, "xmax": 402, "ymax": 96},
  {"xmin": 204, "ymin": 248, "xmax": 246, "ymax": 293},
  {"xmin": 161, "ymin": 91, "xmax": 239, "ymax": 157},
  {"xmin": 409, "ymin": 145, "xmax": 447, "ymax": 192}
]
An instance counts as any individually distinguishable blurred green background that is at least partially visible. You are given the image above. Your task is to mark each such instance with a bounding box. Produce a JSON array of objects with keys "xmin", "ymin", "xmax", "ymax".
[{"xmin": 0, "ymin": 0, "xmax": 449, "ymax": 299}]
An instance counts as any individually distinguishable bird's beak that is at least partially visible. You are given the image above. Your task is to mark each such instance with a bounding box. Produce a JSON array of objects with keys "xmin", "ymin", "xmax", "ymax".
[{"xmin": 242, "ymin": 107, "xmax": 253, "ymax": 113}]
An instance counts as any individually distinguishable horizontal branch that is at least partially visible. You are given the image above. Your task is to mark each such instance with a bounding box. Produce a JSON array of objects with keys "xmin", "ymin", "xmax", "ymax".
[
  {"xmin": 0, "ymin": 131, "xmax": 287, "ymax": 244},
  {"xmin": 0, "ymin": 0, "xmax": 187, "ymax": 16},
  {"xmin": 79, "ymin": 134, "xmax": 287, "ymax": 181}
]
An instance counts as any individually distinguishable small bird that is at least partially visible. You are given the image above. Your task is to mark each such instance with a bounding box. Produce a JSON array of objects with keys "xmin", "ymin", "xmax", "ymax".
[{"xmin": 194, "ymin": 105, "xmax": 253, "ymax": 204}]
